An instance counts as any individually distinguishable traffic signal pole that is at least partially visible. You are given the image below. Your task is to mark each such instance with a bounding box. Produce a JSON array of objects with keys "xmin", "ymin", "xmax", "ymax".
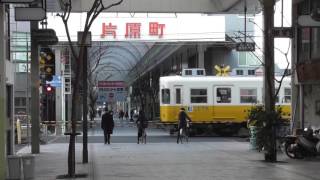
[
  {"xmin": 30, "ymin": 21, "xmax": 40, "ymax": 154},
  {"xmin": 82, "ymin": 47, "xmax": 88, "ymax": 163}
]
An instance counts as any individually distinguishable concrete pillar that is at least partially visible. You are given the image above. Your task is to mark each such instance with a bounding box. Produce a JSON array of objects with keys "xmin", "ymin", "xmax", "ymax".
[
  {"xmin": 0, "ymin": 4, "xmax": 7, "ymax": 178},
  {"xmin": 197, "ymin": 44, "xmax": 205, "ymax": 68},
  {"xmin": 30, "ymin": 21, "xmax": 40, "ymax": 154},
  {"xmin": 291, "ymin": 2, "xmax": 300, "ymax": 130}
]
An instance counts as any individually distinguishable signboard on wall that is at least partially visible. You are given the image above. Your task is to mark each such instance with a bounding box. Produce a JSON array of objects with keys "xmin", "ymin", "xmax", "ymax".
[
  {"xmin": 236, "ymin": 42, "xmax": 255, "ymax": 51},
  {"xmin": 296, "ymin": 60, "xmax": 320, "ymax": 83},
  {"xmin": 97, "ymin": 81, "xmax": 127, "ymax": 103},
  {"xmin": 273, "ymin": 27, "xmax": 293, "ymax": 38}
]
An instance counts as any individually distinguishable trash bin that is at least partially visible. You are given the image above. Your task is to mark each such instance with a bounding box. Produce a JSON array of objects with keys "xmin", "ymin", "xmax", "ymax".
[
  {"xmin": 21, "ymin": 155, "xmax": 35, "ymax": 179},
  {"xmin": 7, "ymin": 155, "xmax": 21, "ymax": 180}
]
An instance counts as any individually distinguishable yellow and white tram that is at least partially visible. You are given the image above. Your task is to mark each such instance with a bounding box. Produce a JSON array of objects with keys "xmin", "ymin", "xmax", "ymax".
[{"xmin": 159, "ymin": 69, "xmax": 291, "ymax": 128}]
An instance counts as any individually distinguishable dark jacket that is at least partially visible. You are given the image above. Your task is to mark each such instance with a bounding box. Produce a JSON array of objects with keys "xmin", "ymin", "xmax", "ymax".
[
  {"xmin": 136, "ymin": 111, "xmax": 148, "ymax": 129},
  {"xmin": 101, "ymin": 111, "xmax": 114, "ymax": 134},
  {"xmin": 178, "ymin": 110, "xmax": 191, "ymax": 128}
]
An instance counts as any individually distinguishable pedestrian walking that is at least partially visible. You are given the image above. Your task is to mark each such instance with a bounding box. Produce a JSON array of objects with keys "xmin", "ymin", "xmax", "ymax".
[
  {"xmin": 98, "ymin": 109, "xmax": 102, "ymax": 117},
  {"xmin": 125, "ymin": 111, "xmax": 129, "ymax": 121},
  {"xmin": 130, "ymin": 109, "xmax": 134, "ymax": 122},
  {"xmin": 119, "ymin": 110, "xmax": 124, "ymax": 120},
  {"xmin": 101, "ymin": 107, "xmax": 114, "ymax": 144},
  {"xmin": 118, "ymin": 110, "xmax": 124, "ymax": 126}
]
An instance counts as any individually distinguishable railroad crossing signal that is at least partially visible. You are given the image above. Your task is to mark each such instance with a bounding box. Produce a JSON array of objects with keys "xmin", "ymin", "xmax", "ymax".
[{"xmin": 215, "ymin": 65, "xmax": 230, "ymax": 76}]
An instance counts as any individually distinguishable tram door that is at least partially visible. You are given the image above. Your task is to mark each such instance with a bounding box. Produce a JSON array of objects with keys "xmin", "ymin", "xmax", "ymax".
[
  {"xmin": 174, "ymin": 86, "xmax": 183, "ymax": 121},
  {"xmin": 212, "ymin": 86, "xmax": 235, "ymax": 122},
  {"xmin": 174, "ymin": 86, "xmax": 183, "ymax": 105}
]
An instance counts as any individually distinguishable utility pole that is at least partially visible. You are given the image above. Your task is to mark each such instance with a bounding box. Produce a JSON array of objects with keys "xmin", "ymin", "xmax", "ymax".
[{"xmin": 262, "ymin": 0, "xmax": 276, "ymax": 162}]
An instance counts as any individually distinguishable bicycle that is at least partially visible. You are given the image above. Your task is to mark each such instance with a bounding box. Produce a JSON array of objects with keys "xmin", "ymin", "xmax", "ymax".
[
  {"xmin": 138, "ymin": 127, "xmax": 147, "ymax": 144},
  {"xmin": 177, "ymin": 121, "xmax": 190, "ymax": 144}
]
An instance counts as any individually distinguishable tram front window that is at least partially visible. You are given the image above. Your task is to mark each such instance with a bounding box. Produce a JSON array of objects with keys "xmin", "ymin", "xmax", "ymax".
[{"xmin": 161, "ymin": 89, "xmax": 170, "ymax": 104}]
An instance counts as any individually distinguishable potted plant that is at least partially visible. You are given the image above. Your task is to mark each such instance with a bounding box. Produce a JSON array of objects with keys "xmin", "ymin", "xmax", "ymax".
[{"xmin": 247, "ymin": 105, "xmax": 284, "ymax": 162}]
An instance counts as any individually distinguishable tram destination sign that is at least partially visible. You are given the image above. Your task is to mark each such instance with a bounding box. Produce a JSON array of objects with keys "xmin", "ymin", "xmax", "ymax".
[{"xmin": 236, "ymin": 42, "xmax": 255, "ymax": 52}]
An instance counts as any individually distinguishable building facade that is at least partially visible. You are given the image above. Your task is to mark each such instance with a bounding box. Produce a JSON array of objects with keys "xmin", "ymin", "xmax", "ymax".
[{"xmin": 292, "ymin": 0, "xmax": 320, "ymax": 129}]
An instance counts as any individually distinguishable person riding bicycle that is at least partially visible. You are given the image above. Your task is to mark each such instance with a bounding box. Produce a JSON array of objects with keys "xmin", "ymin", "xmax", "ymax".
[
  {"xmin": 177, "ymin": 107, "xmax": 192, "ymax": 144},
  {"xmin": 136, "ymin": 109, "xmax": 148, "ymax": 143}
]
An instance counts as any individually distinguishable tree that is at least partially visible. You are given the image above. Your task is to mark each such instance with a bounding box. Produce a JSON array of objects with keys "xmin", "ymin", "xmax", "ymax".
[
  {"xmin": 57, "ymin": 0, "xmax": 123, "ymax": 177},
  {"xmin": 87, "ymin": 46, "xmax": 112, "ymax": 125}
]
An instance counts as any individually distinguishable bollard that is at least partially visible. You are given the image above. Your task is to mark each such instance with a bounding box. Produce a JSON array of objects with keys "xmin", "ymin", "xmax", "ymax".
[
  {"xmin": 7, "ymin": 155, "xmax": 22, "ymax": 180},
  {"xmin": 16, "ymin": 119, "xmax": 21, "ymax": 144}
]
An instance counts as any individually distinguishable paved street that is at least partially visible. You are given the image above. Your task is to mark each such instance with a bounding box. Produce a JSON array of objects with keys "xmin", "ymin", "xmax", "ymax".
[{"xmin": 16, "ymin": 118, "xmax": 320, "ymax": 180}]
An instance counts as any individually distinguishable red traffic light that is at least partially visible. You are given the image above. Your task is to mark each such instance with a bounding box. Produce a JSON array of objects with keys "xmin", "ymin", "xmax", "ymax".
[
  {"xmin": 46, "ymin": 86, "xmax": 52, "ymax": 92},
  {"xmin": 45, "ymin": 85, "xmax": 54, "ymax": 93}
]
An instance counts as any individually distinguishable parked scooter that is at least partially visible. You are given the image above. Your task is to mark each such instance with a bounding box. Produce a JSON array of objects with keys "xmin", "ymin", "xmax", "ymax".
[{"xmin": 284, "ymin": 128, "xmax": 320, "ymax": 159}]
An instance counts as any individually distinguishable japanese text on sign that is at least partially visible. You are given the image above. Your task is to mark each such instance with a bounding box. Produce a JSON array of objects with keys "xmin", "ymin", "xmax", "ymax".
[{"xmin": 101, "ymin": 22, "xmax": 165, "ymax": 39}]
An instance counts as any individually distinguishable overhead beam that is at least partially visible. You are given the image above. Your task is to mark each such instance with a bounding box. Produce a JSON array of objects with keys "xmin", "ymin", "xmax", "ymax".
[{"xmin": 53, "ymin": 0, "xmax": 261, "ymax": 14}]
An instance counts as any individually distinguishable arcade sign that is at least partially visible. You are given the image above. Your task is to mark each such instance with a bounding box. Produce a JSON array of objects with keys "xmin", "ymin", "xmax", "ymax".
[
  {"xmin": 46, "ymin": 13, "xmax": 226, "ymax": 42},
  {"xmin": 98, "ymin": 81, "xmax": 125, "ymax": 88},
  {"xmin": 101, "ymin": 22, "xmax": 165, "ymax": 39}
]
